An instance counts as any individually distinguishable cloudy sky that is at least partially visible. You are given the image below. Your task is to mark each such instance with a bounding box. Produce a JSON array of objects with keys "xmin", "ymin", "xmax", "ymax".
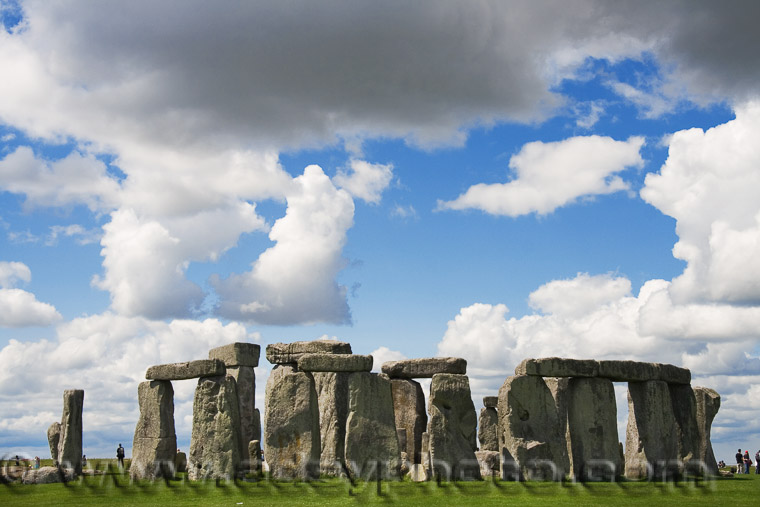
[{"xmin": 1, "ymin": 0, "xmax": 759, "ymax": 463}]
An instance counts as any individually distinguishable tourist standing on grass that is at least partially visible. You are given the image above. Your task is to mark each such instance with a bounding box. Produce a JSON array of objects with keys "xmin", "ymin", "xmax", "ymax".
[
  {"xmin": 755, "ymin": 450, "xmax": 760, "ymax": 474},
  {"xmin": 736, "ymin": 449, "xmax": 744, "ymax": 473},
  {"xmin": 744, "ymin": 450, "xmax": 752, "ymax": 474},
  {"xmin": 117, "ymin": 443, "xmax": 125, "ymax": 468}
]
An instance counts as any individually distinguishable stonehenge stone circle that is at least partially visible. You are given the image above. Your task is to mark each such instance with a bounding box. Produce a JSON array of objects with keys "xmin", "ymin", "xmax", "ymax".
[
  {"xmin": 146, "ymin": 359, "xmax": 225, "ymax": 380},
  {"xmin": 669, "ymin": 384, "xmax": 702, "ymax": 471},
  {"xmin": 209, "ymin": 342, "xmax": 260, "ymax": 367},
  {"xmin": 225, "ymin": 365, "xmax": 256, "ymax": 459},
  {"xmin": 517, "ymin": 358, "xmax": 691, "ymax": 385},
  {"xmin": 58, "ymin": 389, "xmax": 84, "ymax": 475},
  {"xmin": 47, "ymin": 422, "xmax": 61, "ymax": 464},
  {"xmin": 428, "ymin": 373, "xmax": 480, "ymax": 480},
  {"xmin": 266, "ymin": 339, "xmax": 352, "ymax": 364},
  {"xmin": 516, "ymin": 358, "xmax": 599, "ymax": 378},
  {"xmin": 313, "ymin": 371, "xmax": 349, "ymax": 476},
  {"xmin": 344, "ymin": 372, "xmax": 402, "ymax": 479},
  {"xmin": 390, "ymin": 378, "xmax": 427, "ymax": 464},
  {"xmin": 382, "ymin": 357, "xmax": 466, "ymax": 378},
  {"xmin": 130, "ymin": 380, "xmax": 177, "ymax": 480},
  {"xmin": 694, "ymin": 386, "xmax": 720, "ymax": 474},
  {"xmin": 478, "ymin": 405, "xmax": 499, "ymax": 452},
  {"xmin": 298, "ymin": 353, "xmax": 373, "ymax": 372},
  {"xmin": 264, "ymin": 364, "xmax": 321, "ymax": 479}
]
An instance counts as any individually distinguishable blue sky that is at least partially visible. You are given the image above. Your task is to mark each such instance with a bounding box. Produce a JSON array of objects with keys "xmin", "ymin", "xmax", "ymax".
[{"xmin": 1, "ymin": 0, "xmax": 759, "ymax": 463}]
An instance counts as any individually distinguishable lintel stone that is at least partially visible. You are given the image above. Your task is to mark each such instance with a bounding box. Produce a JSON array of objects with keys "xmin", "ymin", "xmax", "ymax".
[
  {"xmin": 381, "ymin": 357, "xmax": 466, "ymax": 378},
  {"xmin": 515, "ymin": 357, "xmax": 599, "ymax": 378},
  {"xmin": 266, "ymin": 340, "xmax": 352, "ymax": 365},
  {"xmin": 298, "ymin": 353, "xmax": 373, "ymax": 372},
  {"xmin": 209, "ymin": 343, "xmax": 260, "ymax": 367},
  {"xmin": 146, "ymin": 359, "xmax": 225, "ymax": 380},
  {"xmin": 483, "ymin": 396, "xmax": 498, "ymax": 408}
]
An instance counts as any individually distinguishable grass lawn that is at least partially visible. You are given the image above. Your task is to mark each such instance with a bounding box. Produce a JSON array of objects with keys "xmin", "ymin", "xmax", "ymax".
[{"xmin": 1, "ymin": 461, "xmax": 758, "ymax": 506}]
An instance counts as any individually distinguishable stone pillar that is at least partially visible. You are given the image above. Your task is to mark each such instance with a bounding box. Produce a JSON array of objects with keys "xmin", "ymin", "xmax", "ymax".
[
  {"xmin": 625, "ymin": 380, "xmax": 679, "ymax": 479},
  {"xmin": 130, "ymin": 380, "xmax": 177, "ymax": 480},
  {"xmin": 188, "ymin": 375, "xmax": 243, "ymax": 480},
  {"xmin": 478, "ymin": 397, "xmax": 499, "ymax": 452},
  {"xmin": 694, "ymin": 386, "xmax": 720, "ymax": 475},
  {"xmin": 226, "ymin": 366, "xmax": 255, "ymax": 458},
  {"xmin": 391, "ymin": 378, "xmax": 427, "ymax": 464},
  {"xmin": 344, "ymin": 372, "xmax": 401, "ymax": 480},
  {"xmin": 428, "ymin": 373, "xmax": 480, "ymax": 480},
  {"xmin": 47, "ymin": 422, "xmax": 61, "ymax": 464},
  {"xmin": 58, "ymin": 389, "xmax": 84, "ymax": 475},
  {"xmin": 313, "ymin": 371, "xmax": 349, "ymax": 476},
  {"xmin": 248, "ymin": 440, "xmax": 262, "ymax": 476},
  {"xmin": 669, "ymin": 383, "xmax": 702, "ymax": 473},
  {"xmin": 264, "ymin": 365, "xmax": 320, "ymax": 479}
]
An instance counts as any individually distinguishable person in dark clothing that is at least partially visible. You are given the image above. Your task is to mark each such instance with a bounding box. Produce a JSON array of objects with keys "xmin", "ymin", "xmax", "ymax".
[
  {"xmin": 736, "ymin": 449, "xmax": 744, "ymax": 473},
  {"xmin": 116, "ymin": 443, "xmax": 125, "ymax": 468}
]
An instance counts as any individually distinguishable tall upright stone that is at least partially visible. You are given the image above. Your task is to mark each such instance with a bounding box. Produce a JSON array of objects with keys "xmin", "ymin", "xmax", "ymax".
[
  {"xmin": 694, "ymin": 386, "xmax": 720, "ymax": 475},
  {"xmin": 47, "ymin": 422, "xmax": 61, "ymax": 464},
  {"xmin": 625, "ymin": 380, "xmax": 678, "ymax": 479},
  {"xmin": 188, "ymin": 375, "xmax": 243, "ymax": 480},
  {"xmin": 130, "ymin": 380, "xmax": 177, "ymax": 479},
  {"xmin": 428, "ymin": 373, "xmax": 480, "ymax": 480},
  {"xmin": 669, "ymin": 383, "xmax": 702, "ymax": 473},
  {"xmin": 58, "ymin": 389, "xmax": 84, "ymax": 475},
  {"xmin": 313, "ymin": 371, "xmax": 349, "ymax": 476},
  {"xmin": 498, "ymin": 375, "xmax": 568, "ymax": 480},
  {"xmin": 226, "ymin": 366, "xmax": 256, "ymax": 459},
  {"xmin": 344, "ymin": 372, "xmax": 401, "ymax": 479},
  {"xmin": 391, "ymin": 378, "xmax": 427, "ymax": 464},
  {"xmin": 478, "ymin": 406, "xmax": 499, "ymax": 452},
  {"xmin": 264, "ymin": 365, "xmax": 320, "ymax": 479}
]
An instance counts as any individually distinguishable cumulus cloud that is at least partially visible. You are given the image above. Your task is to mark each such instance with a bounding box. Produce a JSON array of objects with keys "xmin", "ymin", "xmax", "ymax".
[
  {"xmin": 438, "ymin": 136, "xmax": 644, "ymax": 216},
  {"xmin": 213, "ymin": 165, "xmax": 354, "ymax": 325},
  {"xmin": 334, "ymin": 159, "xmax": 393, "ymax": 204},
  {"xmin": 0, "ymin": 261, "xmax": 61, "ymax": 327},
  {"xmin": 0, "ymin": 260, "xmax": 31, "ymax": 288}
]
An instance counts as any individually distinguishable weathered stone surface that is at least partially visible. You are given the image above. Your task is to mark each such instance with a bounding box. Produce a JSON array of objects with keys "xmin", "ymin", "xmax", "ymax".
[
  {"xmin": 253, "ymin": 408, "xmax": 261, "ymax": 443},
  {"xmin": 299, "ymin": 353, "xmax": 373, "ymax": 372},
  {"xmin": 344, "ymin": 372, "xmax": 401, "ymax": 479},
  {"xmin": 597, "ymin": 360, "xmax": 659, "ymax": 382},
  {"xmin": 478, "ymin": 407, "xmax": 499, "ymax": 452},
  {"xmin": 498, "ymin": 375, "xmax": 569, "ymax": 480},
  {"xmin": 515, "ymin": 358, "xmax": 599, "ymax": 378},
  {"xmin": 264, "ymin": 365, "xmax": 320, "ymax": 479},
  {"xmin": 694, "ymin": 386, "xmax": 720, "ymax": 475},
  {"xmin": 175, "ymin": 452, "xmax": 187, "ymax": 473},
  {"xmin": 475, "ymin": 450, "xmax": 500, "ymax": 477},
  {"xmin": 625, "ymin": 380, "xmax": 679, "ymax": 479},
  {"xmin": 226, "ymin": 365, "xmax": 256, "ymax": 459},
  {"xmin": 391, "ymin": 378, "xmax": 427, "ymax": 464},
  {"xmin": 421, "ymin": 431, "xmax": 431, "ymax": 474},
  {"xmin": 313, "ymin": 371, "xmax": 349, "ymax": 476},
  {"xmin": 565, "ymin": 377, "xmax": 621, "ymax": 480},
  {"xmin": 669, "ymin": 384, "xmax": 701, "ymax": 472},
  {"xmin": 382, "ymin": 357, "xmax": 466, "ymax": 378},
  {"xmin": 47, "ymin": 422, "xmax": 61, "ymax": 463},
  {"xmin": 146, "ymin": 359, "xmax": 225, "ymax": 381},
  {"xmin": 265, "ymin": 339, "xmax": 352, "ymax": 365},
  {"xmin": 130, "ymin": 380, "xmax": 177, "ymax": 480},
  {"xmin": 22, "ymin": 466, "xmax": 75, "ymax": 484},
  {"xmin": 248, "ymin": 440, "xmax": 262, "ymax": 475},
  {"xmin": 188, "ymin": 375, "xmax": 243, "ymax": 480},
  {"xmin": 407, "ymin": 463, "xmax": 429, "ymax": 482},
  {"xmin": 483, "ymin": 396, "xmax": 498, "ymax": 408},
  {"xmin": 58, "ymin": 389, "xmax": 84, "ymax": 475},
  {"xmin": 209, "ymin": 342, "xmax": 260, "ymax": 367},
  {"xmin": 428, "ymin": 373, "xmax": 480, "ymax": 480},
  {"xmin": 657, "ymin": 363, "xmax": 691, "ymax": 385}
]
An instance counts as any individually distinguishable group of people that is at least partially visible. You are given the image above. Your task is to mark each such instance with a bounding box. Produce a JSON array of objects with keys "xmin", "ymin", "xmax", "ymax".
[{"xmin": 735, "ymin": 449, "xmax": 760, "ymax": 474}]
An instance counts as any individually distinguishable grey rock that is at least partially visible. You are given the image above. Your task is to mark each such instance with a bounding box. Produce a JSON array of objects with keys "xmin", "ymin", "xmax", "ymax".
[
  {"xmin": 209, "ymin": 342, "xmax": 260, "ymax": 367},
  {"xmin": 421, "ymin": 431, "xmax": 431, "ymax": 474},
  {"xmin": 253, "ymin": 408, "xmax": 261, "ymax": 443},
  {"xmin": 266, "ymin": 339, "xmax": 352, "ymax": 365},
  {"xmin": 47, "ymin": 422, "xmax": 61, "ymax": 463},
  {"xmin": 226, "ymin": 365, "xmax": 256, "ymax": 459},
  {"xmin": 694, "ymin": 386, "xmax": 720, "ymax": 475},
  {"xmin": 248, "ymin": 440, "xmax": 262, "ymax": 476},
  {"xmin": 130, "ymin": 380, "xmax": 177, "ymax": 480},
  {"xmin": 565, "ymin": 377, "xmax": 621, "ymax": 480},
  {"xmin": 397, "ymin": 428, "xmax": 407, "ymax": 452},
  {"xmin": 391, "ymin": 378, "xmax": 427, "ymax": 464},
  {"xmin": 58, "ymin": 389, "xmax": 84, "ymax": 475},
  {"xmin": 146, "ymin": 359, "xmax": 225, "ymax": 381},
  {"xmin": 515, "ymin": 357, "xmax": 599, "ymax": 378},
  {"xmin": 175, "ymin": 452, "xmax": 187, "ymax": 473},
  {"xmin": 475, "ymin": 450, "xmax": 500, "ymax": 477},
  {"xmin": 299, "ymin": 353, "xmax": 373, "ymax": 372},
  {"xmin": 313, "ymin": 371, "xmax": 349, "ymax": 476},
  {"xmin": 408, "ymin": 463, "xmax": 429, "ymax": 482},
  {"xmin": 498, "ymin": 375, "xmax": 569, "ymax": 480},
  {"xmin": 669, "ymin": 384, "xmax": 701, "ymax": 472},
  {"xmin": 478, "ymin": 407, "xmax": 499, "ymax": 451},
  {"xmin": 483, "ymin": 396, "xmax": 498, "ymax": 408},
  {"xmin": 544, "ymin": 377, "xmax": 571, "ymax": 462},
  {"xmin": 597, "ymin": 360, "xmax": 659, "ymax": 382},
  {"xmin": 656, "ymin": 363, "xmax": 691, "ymax": 385},
  {"xmin": 428, "ymin": 373, "xmax": 480, "ymax": 480},
  {"xmin": 382, "ymin": 357, "xmax": 466, "ymax": 379},
  {"xmin": 264, "ymin": 365, "xmax": 320, "ymax": 479},
  {"xmin": 625, "ymin": 380, "xmax": 679, "ymax": 479},
  {"xmin": 21, "ymin": 466, "xmax": 75, "ymax": 484},
  {"xmin": 188, "ymin": 375, "xmax": 243, "ymax": 481},
  {"xmin": 344, "ymin": 372, "xmax": 401, "ymax": 479}
]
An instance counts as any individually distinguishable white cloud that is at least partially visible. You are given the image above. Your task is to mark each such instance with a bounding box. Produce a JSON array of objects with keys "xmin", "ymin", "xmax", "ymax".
[
  {"xmin": 608, "ymin": 80, "xmax": 672, "ymax": 119},
  {"xmin": 438, "ymin": 135, "xmax": 644, "ymax": 216},
  {"xmin": 46, "ymin": 224, "xmax": 101, "ymax": 246},
  {"xmin": 0, "ymin": 260, "xmax": 31, "ymax": 288},
  {"xmin": 0, "ymin": 261, "xmax": 61, "ymax": 327},
  {"xmin": 529, "ymin": 273, "xmax": 632, "ymax": 317},
  {"xmin": 333, "ymin": 159, "xmax": 393, "ymax": 204},
  {"xmin": 370, "ymin": 346, "xmax": 407, "ymax": 372}
]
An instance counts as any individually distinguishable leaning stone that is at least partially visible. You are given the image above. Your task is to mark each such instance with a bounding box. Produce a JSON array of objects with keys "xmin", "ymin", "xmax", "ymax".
[
  {"xmin": 428, "ymin": 373, "xmax": 480, "ymax": 480},
  {"xmin": 669, "ymin": 384, "xmax": 701, "ymax": 473},
  {"xmin": 130, "ymin": 380, "xmax": 177, "ymax": 480},
  {"xmin": 22, "ymin": 466, "xmax": 75, "ymax": 484},
  {"xmin": 209, "ymin": 342, "xmax": 260, "ymax": 367},
  {"xmin": 344, "ymin": 372, "xmax": 401, "ymax": 480},
  {"xmin": 248, "ymin": 440, "xmax": 262, "ymax": 476},
  {"xmin": 597, "ymin": 360, "xmax": 659, "ymax": 382},
  {"xmin": 565, "ymin": 377, "xmax": 621, "ymax": 480},
  {"xmin": 47, "ymin": 422, "xmax": 61, "ymax": 464},
  {"xmin": 264, "ymin": 365, "xmax": 320, "ymax": 479},
  {"xmin": 483, "ymin": 396, "xmax": 498, "ymax": 408},
  {"xmin": 656, "ymin": 363, "xmax": 691, "ymax": 385},
  {"xmin": 391, "ymin": 378, "xmax": 427, "ymax": 464},
  {"xmin": 188, "ymin": 375, "xmax": 243, "ymax": 481},
  {"xmin": 694, "ymin": 386, "xmax": 720, "ymax": 475},
  {"xmin": 146, "ymin": 359, "xmax": 225, "ymax": 380},
  {"xmin": 625, "ymin": 380, "xmax": 679, "ymax": 479},
  {"xmin": 299, "ymin": 353, "xmax": 373, "ymax": 372},
  {"xmin": 382, "ymin": 357, "xmax": 467, "ymax": 378},
  {"xmin": 498, "ymin": 375, "xmax": 569, "ymax": 480},
  {"xmin": 475, "ymin": 450, "xmax": 500, "ymax": 477},
  {"xmin": 515, "ymin": 357, "xmax": 599, "ymax": 378},
  {"xmin": 226, "ymin": 365, "xmax": 256, "ymax": 459},
  {"xmin": 313, "ymin": 371, "xmax": 349, "ymax": 476},
  {"xmin": 478, "ymin": 406, "xmax": 499, "ymax": 452},
  {"xmin": 58, "ymin": 389, "xmax": 84, "ymax": 475},
  {"xmin": 265, "ymin": 339, "xmax": 352, "ymax": 365}
]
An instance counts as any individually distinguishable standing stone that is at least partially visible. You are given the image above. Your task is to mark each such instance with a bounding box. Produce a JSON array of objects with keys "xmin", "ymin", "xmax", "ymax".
[
  {"xmin": 544, "ymin": 377, "xmax": 571, "ymax": 462},
  {"xmin": 58, "ymin": 389, "xmax": 84, "ymax": 475},
  {"xmin": 625, "ymin": 380, "xmax": 679, "ymax": 479},
  {"xmin": 428, "ymin": 373, "xmax": 480, "ymax": 480},
  {"xmin": 249, "ymin": 440, "xmax": 262, "ymax": 476},
  {"xmin": 313, "ymin": 371, "xmax": 349, "ymax": 476},
  {"xmin": 475, "ymin": 450, "xmax": 500, "ymax": 477},
  {"xmin": 421, "ymin": 431, "xmax": 431, "ymax": 473},
  {"xmin": 498, "ymin": 375, "xmax": 568, "ymax": 480},
  {"xmin": 130, "ymin": 380, "xmax": 177, "ymax": 480},
  {"xmin": 391, "ymin": 378, "xmax": 427, "ymax": 464},
  {"xmin": 188, "ymin": 375, "xmax": 243, "ymax": 480},
  {"xmin": 344, "ymin": 372, "xmax": 401, "ymax": 479},
  {"xmin": 264, "ymin": 365, "xmax": 320, "ymax": 479},
  {"xmin": 175, "ymin": 452, "xmax": 187, "ymax": 473},
  {"xmin": 478, "ymin": 406, "xmax": 499, "ymax": 451},
  {"xmin": 226, "ymin": 365, "xmax": 256, "ymax": 459},
  {"xmin": 565, "ymin": 377, "xmax": 621, "ymax": 480},
  {"xmin": 47, "ymin": 422, "xmax": 61, "ymax": 464},
  {"xmin": 669, "ymin": 384, "xmax": 702, "ymax": 473},
  {"xmin": 483, "ymin": 396, "xmax": 498, "ymax": 408},
  {"xmin": 253, "ymin": 408, "xmax": 261, "ymax": 443},
  {"xmin": 266, "ymin": 339, "xmax": 352, "ymax": 365},
  {"xmin": 694, "ymin": 386, "xmax": 720, "ymax": 475}
]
